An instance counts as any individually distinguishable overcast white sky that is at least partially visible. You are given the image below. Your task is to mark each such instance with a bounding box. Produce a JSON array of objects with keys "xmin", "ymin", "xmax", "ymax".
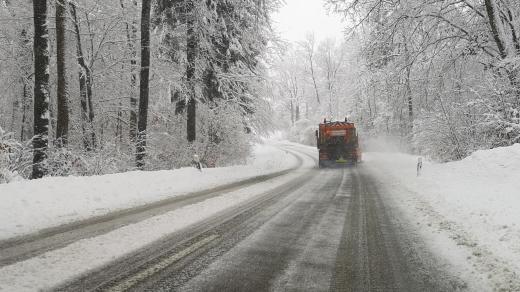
[{"xmin": 272, "ymin": 0, "xmax": 345, "ymax": 43}]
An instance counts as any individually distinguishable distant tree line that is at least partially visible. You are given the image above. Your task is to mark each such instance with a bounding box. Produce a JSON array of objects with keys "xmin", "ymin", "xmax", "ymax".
[{"xmin": 270, "ymin": 0, "xmax": 520, "ymax": 161}]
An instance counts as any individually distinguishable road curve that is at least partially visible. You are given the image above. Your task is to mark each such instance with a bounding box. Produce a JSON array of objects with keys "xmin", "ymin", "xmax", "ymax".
[
  {"xmin": 55, "ymin": 144, "xmax": 465, "ymax": 292},
  {"xmin": 0, "ymin": 148, "xmax": 304, "ymax": 267}
]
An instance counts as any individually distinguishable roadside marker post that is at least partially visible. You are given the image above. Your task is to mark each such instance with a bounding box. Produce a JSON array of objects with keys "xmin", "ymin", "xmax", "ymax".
[{"xmin": 417, "ymin": 157, "xmax": 423, "ymax": 177}]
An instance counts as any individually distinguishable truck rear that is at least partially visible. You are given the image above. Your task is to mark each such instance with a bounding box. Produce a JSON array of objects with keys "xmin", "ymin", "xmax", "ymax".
[{"xmin": 316, "ymin": 119, "xmax": 361, "ymax": 167}]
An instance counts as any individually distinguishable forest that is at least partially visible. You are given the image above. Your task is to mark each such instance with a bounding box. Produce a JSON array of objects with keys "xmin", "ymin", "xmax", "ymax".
[
  {"xmin": 2, "ymin": 0, "xmax": 520, "ymax": 182},
  {"xmin": 0, "ymin": 0, "xmax": 280, "ymax": 182},
  {"xmin": 274, "ymin": 0, "xmax": 520, "ymax": 161}
]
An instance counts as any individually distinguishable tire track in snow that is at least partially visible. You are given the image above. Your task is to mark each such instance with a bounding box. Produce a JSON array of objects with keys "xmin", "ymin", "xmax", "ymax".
[
  {"xmin": 0, "ymin": 147, "xmax": 305, "ymax": 267},
  {"xmin": 367, "ymin": 164, "xmax": 520, "ymax": 292}
]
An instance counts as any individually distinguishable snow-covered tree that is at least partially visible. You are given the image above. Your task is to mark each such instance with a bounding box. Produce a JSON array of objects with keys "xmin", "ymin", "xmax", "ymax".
[
  {"xmin": 0, "ymin": 0, "xmax": 281, "ymax": 182},
  {"xmin": 325, "ymin": 0, "xmax": 520, "ymax": 160}
]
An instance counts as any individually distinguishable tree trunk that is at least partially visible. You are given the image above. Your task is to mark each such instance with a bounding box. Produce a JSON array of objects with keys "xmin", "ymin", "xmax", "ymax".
[
  {"xmin": 310, "ymin": 61, "xmax": 321, "ymax": 105},
  {"xmin": 403, "ymin": 37, "xmax": 414, "ymax": 132},
  {"xmin": 303, "ymin": 35, "xmax": 320, "ymax": 104},
  {"xmin": 79, "ymin": 69, "xmax": 90, "ymax": 149},
  {"xmin": 485, "ymin": 0, "xmax": 509, "ymax": 59},
  {"xmin": 186, "ymin": 0, "xmax": 197, "ymax": 142},
  {"xmin": 116, "ymin": 100, "xmax": 123, "ymax": 143},
  {"xmin": 70, "ymin": 2, "xmax": 96, "ymax": 150},
  {"xmin": 10, "ymin": 90, "xmax": 18, "ymax": 134},
  {"xmin": 19, "ymin": 28, "xmax": 32, "ymax": 142},
  {"xmin": 506, "ymin": 9, "xmax": 520, "ymax": 54},
  {"xmin": 120, "ymin": 0, "xmax": 138, "ymax": 144},
  {"xmin": 21, "ymin": 78, "xmax": 29, "ymax": 141},
  {"xmin": 56, "ymin": 0, "xmax": 69, "ymax": 146},
  {"xmin": 32, "ymin": 0, "xmax": 50, "ymax": 179},
  {"xmin": 86, "ymin": 67, "xmax": 96, "ymax": 148},
  {"xmin": 406, "ymin": 66, "xmax": 413, "ymax": 129},
  {"xmin": 136, "ymin": 0, "xmax": 152, "ymax": 168},
  {"xmin": 290, "ymin": 99, "xmax": 294, "ymax": 125},
  {"xmin": 484, "ymin": 0, "xmax": 520, "ymax": 105}
]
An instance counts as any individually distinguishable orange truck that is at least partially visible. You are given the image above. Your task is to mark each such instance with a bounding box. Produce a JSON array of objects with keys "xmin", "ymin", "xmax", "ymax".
[{"xmin": 316, "ymin": 119, "xmax": 361, "ymax": 167}]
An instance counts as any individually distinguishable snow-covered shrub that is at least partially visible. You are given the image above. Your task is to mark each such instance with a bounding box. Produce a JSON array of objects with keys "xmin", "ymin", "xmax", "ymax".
[
  {"xmin": 146, "ymin": 102, "xmax": 253, "ymax": 170},
  {"xmin": 77, "ymin": 145, "xmax": 131, "ymax": 175},
  {"xmin": 146, "ymin": 128, "xmax": 194, "ymax": 170},
  {"xmin": 43, "ymin": 142, "xmax": 132, "ymax": 177},
  {"xmin": 411, "ymin": 71, "xmax": 519, "ymax": 162},
  {"xmin": 198, "ymin": 104, "xmax": 251, "ymax": 167},
  {"xmin": 479, "ymin": 80, "xmax": 520, "ymax": 147},
  {"xmin": 288, "ymin": 119, "xmax": 317, "ymax": 146},
  {"xmin": 0, "ymin": 127, "xmax": 31, "ymax": 183},
  {"xmin": 412, "ymin": 104, "xmax": 493, "ymax": 162},
  {"xmin": 0, "ymin": 169, "xmax": 23, "ymax": 184},
  {"xmin": 413, "ymin": 113, "xmax": 468, "ymax": 161}
]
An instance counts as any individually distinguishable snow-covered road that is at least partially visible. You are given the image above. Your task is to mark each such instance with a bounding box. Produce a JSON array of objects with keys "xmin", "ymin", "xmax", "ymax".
[
  {"xmin": 364, "ymin": 144, "xmax": 520, "ymax": 292},
  {"xmin": 47, "ymin": 146, "xmax": 460, "ymax": 292},
  {"xmin": 0, "ymin": 141, "xmax": 519, "ymax": 291},
  {"xmin": 0, "ymin": 143, "xmax": 315, "ymax": 291}
]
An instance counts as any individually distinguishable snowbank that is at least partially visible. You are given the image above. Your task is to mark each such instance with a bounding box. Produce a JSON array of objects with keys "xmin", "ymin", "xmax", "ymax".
[
  {"xmin": 0, "ymin": 149, "xmax": 316, "ymax": 291},
  {"xmin": 0, "ymin": 143, "xmax": 298, "ymax": 240},
  {"xmin": 364, "ymin": 143, "xmax": 520, "ymax": 291}
]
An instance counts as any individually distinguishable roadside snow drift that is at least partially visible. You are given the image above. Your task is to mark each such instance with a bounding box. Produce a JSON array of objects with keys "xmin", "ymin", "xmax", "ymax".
[
  {"xmin": 0, "ymin": 144, "xmax": 298, "ymax": 241},
  {"xmin": 364, "ymin": 143, "xmax": 520, "ymax": 291}
]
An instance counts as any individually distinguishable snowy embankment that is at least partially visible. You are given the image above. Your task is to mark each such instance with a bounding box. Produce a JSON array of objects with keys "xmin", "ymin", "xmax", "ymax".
[
  {"xmin": 0, "ymin": 143, "xmax": 298, "ymax": 241},
  {"xmin": 0, "ymin": 143, "xmax": 314, "ymax": 291},
  {"xmin": 364, "ymin": 144, "xmax": 520, "ymax": 291}
]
